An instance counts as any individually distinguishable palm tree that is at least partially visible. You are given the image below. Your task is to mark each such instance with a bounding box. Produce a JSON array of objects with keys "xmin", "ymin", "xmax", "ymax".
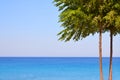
[
  {"xmin": 54, "ymin": 0, "xmax": 104, "ymax": 80},
  {"xmin": 102, "ymin": 1, "xmax": 120, "ymax": 79}
]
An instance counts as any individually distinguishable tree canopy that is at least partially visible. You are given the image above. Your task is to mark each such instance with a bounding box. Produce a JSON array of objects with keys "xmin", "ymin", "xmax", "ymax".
[
  {"xmin": 54, "ymin": 0, "xmax": 100, "ymax": 41},
  {"xmin": 54, "ymin": 0, "xmax": 120, "ymax": 41},
  {"xmin": 102, "ymin": 0, "xmax": 120, "ymax": 35}
]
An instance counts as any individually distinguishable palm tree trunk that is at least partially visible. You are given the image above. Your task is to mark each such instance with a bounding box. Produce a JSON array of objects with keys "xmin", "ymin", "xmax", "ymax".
[
  {"xmin": 109, "ymin": 29, "xmax": 113, "ymax": 80},
  {"xmin": 99, "ymin": 0, "xmax": 103, "ymax": 80},
  {"xmin": 99, "ymin": 25, "xmax": 103, "ymax": 80}
]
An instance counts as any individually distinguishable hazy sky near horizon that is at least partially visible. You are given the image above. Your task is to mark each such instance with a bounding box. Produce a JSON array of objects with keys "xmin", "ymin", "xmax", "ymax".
[{"xmin": 0, "ymin": 0, "xmax": 119, "ymax": 57}]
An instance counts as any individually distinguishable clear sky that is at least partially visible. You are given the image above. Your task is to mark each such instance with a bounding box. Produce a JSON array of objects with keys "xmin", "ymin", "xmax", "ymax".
[{"xmin": 0, "ymin": 0, "xmax": 119, "ymax": 57}]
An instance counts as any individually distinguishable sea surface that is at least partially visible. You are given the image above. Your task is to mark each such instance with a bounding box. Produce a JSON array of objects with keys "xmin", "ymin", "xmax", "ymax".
[{"xmin": 0, "ymin": 57, "xmax": 120, "ymax": 80}]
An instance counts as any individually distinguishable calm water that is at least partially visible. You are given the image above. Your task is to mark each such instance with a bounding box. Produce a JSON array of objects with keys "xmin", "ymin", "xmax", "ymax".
[{"xmin": 0, "ymin": 57, "xmax": 120, "ymax": 80}]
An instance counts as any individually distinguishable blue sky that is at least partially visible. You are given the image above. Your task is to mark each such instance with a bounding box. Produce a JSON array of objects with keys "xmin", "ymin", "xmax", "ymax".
[{"xmin": 0, "ymin": 0, "xmax": 119, "ymax": 57}]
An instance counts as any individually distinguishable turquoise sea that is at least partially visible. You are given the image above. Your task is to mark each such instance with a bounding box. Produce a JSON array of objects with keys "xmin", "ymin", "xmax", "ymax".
[{"xmin": 0, "ymin": 57, "xmax": 120, "ymax": 80}]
